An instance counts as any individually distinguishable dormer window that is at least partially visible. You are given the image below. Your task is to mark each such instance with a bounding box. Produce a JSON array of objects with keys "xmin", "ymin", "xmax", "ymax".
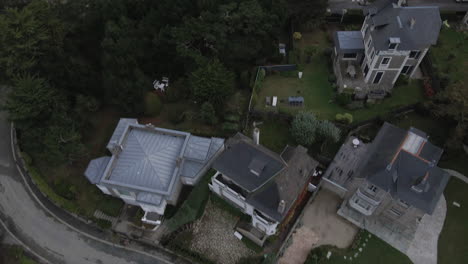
[
  {"xmin": 388, "ymin": 37, "xmax": 400, "ymax": 50},
  {"xmin": 249, "ymin": 158, "xmax": 266, "ymax": 176},
  {"xmin": 409, "ymin": 50, "xmax": 421, "ymax": 59}
]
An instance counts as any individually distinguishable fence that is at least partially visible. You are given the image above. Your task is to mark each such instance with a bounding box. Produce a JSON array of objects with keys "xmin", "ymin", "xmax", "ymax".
[{"xmin": 243, "ymin": 64, "xmax": 297, "ymax": 130}]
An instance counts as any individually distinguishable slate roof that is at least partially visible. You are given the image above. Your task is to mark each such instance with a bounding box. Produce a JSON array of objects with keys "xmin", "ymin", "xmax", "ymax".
[
  {"xmin": 364, "ymin": 1, "xmax": 441, "ymax": 51},
  {"xmin": 105, "ymin": 126, "xmax": 186, "ymax": 194},
  {"xmin": 359, "ymin": 122, "xmax": 449, "ymax": 214},
  {"xmin": 106, "ymin": 118, "xmax": 138, "ymax": 152},
  {"xmin": 334, "ymin": 31, "xmax": 365, "ymax": 53},
  {"xmin": 247, "ymin": 145, "xmax": 318, "ymax": 222},
  {"xmin": 84, "ymin": 157, "xmax": 111, "ymax": 184},
  {"xmin": 212, "ymin": 133, "xmax": 286, "ymax": 192},
  {"xmin": 85, "ymin": 119, "xmax": 224, "ymax": 206}
]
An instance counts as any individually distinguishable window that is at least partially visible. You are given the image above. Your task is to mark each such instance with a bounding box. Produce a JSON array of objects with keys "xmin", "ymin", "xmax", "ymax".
[
  {"xmin": 373, "ymin": 71, "xmax": 384, "ymax": 84},
  {"xmin": 367, "ymin": 38, "xmax": 373, "ymax": 48},
  {"xmin": 371, "ymin": 50, "xmax": 375, "ymax": 61},
  {"xmin": 389, "ymin": 207, "xmax": 403, "ymax": 216},
  {"xmin": 343, "ymin": 53, "xmax": 357, "ymax": 59},
  {"xmin": 117, "ymin": 189, "xmax": 133, "ymax": 197},
  {"xmin": 388, "ymin": 43, "xmax": 398, "ymax": 50},
  {"xmin": 359, "ymin": 55, "xmax": 365, "ymax": 65},
  {"xmin": 409, "ymin": 51, "xmax": 421, "ymax": 59},
  {"xmin": 381, "ymin": 57, "xmax": 391, "ymax": 66},
  {"xmin": 367, "ymin": 184, "xmax": 378, "ymax": 193},
  {"xmin": 398, "ymin": 199, "xmax": 410, "ymax": 208},
  {"xmin": 401, "ymin": 65, "xmax": 414, "ymax": 75},
  {"xmin": 364, "ymin": 64, "xmax": 369, "ymax": 77},
  {"xmin": 353, "ymin": 197, "xmax": 371, "ymax": 211}
]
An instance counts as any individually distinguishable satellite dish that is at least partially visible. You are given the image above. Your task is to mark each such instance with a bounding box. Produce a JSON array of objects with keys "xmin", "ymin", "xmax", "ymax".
[{"xmin": 352, "ymin": 138, "xmax": 360, "ymax": 147}]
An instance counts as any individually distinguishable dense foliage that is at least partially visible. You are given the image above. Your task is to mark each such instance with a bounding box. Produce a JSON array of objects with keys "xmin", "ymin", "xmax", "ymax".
[
  {"xmin": 291, "ymin": 111, "xmax": 341, "ymax": 146},
  {"xmin": 0, "ymin": 0, "xmax": 309, "ymax": 165}
]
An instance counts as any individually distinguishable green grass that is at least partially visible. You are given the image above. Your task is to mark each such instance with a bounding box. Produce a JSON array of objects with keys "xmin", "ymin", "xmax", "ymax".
[
  {"xmin": 256, "ymin": 59, "xmax": 423, "ymax": 122},
  {"xmin": 306, "ymin": 230, "xmax": 412, "ymax": 264},
  {"xmin": 165, "ymin": 169, "xmax": 215, "ymax": 232},
  {"xmin": 247, "ymin": 118, "xmax": 294, "ymax": 153},
  {"xmin": 438, "ymin": 177, "xmax": 468, "ymax": 264},
  {"xmin": 1, "ymin": 246, "xmax": 37, "ymax": 264},
  {"xmin": 255, "ymin": 29, "xmax": 424, "ymax": 123},
  {"xmin": 431, "ymin": 28, "xmax": 468, "ymax": 85},
  {"xmin": 241, "ymin": 237, "xmax": 263, "ymax": 253}
]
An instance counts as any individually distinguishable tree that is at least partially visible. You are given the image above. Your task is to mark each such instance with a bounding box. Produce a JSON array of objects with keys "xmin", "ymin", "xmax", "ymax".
[
  {"xmin": 4, "ymin": 75, "xmax": 66, "ymax": 129},
  {"xmin": 189, "ymin": 59, "xmax": 234, "ymax": 107},
  {"xmin": 291, "ymin": 111, "xmax": 319, "ymax": 146},
  {"xmin": 287, "ymin": 0, "xmax": 327, "ymax": 28},
  {"xmin": 317, "ymin": 120, "xmax": 341, "ymax": 143},
  {"xmin": 200, "ymin": 102, "xmax": 217, "ymax": 125},
  {"xmin": 0, "ymin": 0, "xmax": 65, "ymax": 77},
  {"xmin": 430, "ymin": 82, "xmax": 468, "ymax": 149}
]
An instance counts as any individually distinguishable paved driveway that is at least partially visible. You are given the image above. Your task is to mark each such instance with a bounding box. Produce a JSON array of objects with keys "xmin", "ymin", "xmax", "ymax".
[
  {"xmin": 0, "ymin": 86, "xmax": 179, "ymax": 264},
  {"xmin": 278, "ymin": 189, "xmax": 358, "ymax": 264}
]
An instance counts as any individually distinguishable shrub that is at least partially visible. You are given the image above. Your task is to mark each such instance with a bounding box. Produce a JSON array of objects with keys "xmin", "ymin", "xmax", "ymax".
[
  {"xmin": 293, "ymin": 32, "xmax": 302, "ymax": 40},
  {"xmin": 317, "ymin": 120, "xmax": 341, "ymax": 143},
  {"xmin": 258, "ymin": 68, "xmax": 266, "ymax": 82},
  {"xmin": 335, "ymin": 113, "xmax": 353, "ymax": 124},
  {"xmin": 291, "ymin": 111, "xmax": 319, "ymax": 146},
  {"xmin": 222, "ymin": 122, "xmax": 239, "ymax": 132},
  {"xmin": 200, "ymin": 102, "xmax": 217, "ymax": 125},
  {"xmin": 167, "ymin": 105, "xmax": 186, "ymax": 124},
  {"xmin": 53, "ymin": 179, "xmax": 76, "ymax": 200},
  {"xmin": 335, "ymin": 93, "xmax": 352, "ymax": 106},
  {"xmin": 166, "ymin": 78, "xmax": 188, "ymax": 103},
  {"xmin": 166, "ymin": 170, "xmax": 215, "ymax": 232},
  {"xmin": 224, "ymin": 114, "xmax": 240, "ymax": 122},
  {"xmin": 395, "ymin": 75, "xmax": 409, "ymax": 86},
  {"xmin": 328, "ymin": 74, "xmax": 337, "ymax": 83},
  {"xmin": 144, "ymin": 92, "xmax": 163, "ymax": 116},
  {"xmin": 21, "ymin": 152, "xmax": 32, "ymax": 165},
  {"xmin": 94, "ymin": 218, "xmax": 112, "ymax": 229}
]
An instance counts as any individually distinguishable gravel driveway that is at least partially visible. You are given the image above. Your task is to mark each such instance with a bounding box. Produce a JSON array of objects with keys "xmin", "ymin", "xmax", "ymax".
[
  {"xmin": 190, "ymin": 200, "xmax": 255, "ymax": 264},
  {"xmin": 279, "ymin": 189, "xmax": 358, "ymax": 264}
]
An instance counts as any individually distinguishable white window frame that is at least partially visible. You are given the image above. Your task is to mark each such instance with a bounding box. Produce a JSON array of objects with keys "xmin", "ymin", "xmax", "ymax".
[
  {"xmin": 373, "ymin": 71, "xmax": 384, "ymax": 84},
  {"xmin": 367, "ymin": 37, "xmax": 373, "ymax": 48},
  {"xmin": 388, "ymin": 43, "xmax": 398, "ymax": 50},
  {"xmin": 409, "ymin": 50, "xmax": 421, "ymax": 59},
  {"xmin": 115, "ymin": 188, "xmax": 135, "ymax": 199},
  {"xmin": 367, "ymin": 184, "xmax": 378, "ymax": 193},
  {"xmin": 380, "ymin": 57, "xmax": 391, "ymax": 68},
  {"xmin": 342, "ymin": 53, "xmax": 358, "ymax": 60}
]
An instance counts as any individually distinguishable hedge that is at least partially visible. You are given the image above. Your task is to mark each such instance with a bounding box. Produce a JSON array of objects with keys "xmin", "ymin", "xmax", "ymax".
[{"xmin": 165, "ymin": 170, "xmax": 215, "ymax": 232}]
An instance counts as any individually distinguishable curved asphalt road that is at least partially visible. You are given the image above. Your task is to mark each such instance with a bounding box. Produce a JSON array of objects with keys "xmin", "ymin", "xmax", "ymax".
[{"xmin": 0, "ymin": 87, "xmax": 182, "ymax": 264}]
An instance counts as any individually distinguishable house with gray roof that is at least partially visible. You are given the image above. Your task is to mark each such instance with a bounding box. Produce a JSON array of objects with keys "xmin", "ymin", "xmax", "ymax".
[
  {"xmin": 332, "ymin": 0, "xmax": 441, "ymax": 97},
  {"xmin": 321, "ymin": 122, "xmax": 450, "ymax": 250},
  {"xmin": 84, "ymin": 118, "xmax": 224, "ymax": 225},
  {"xmin": 209, "ymin": 131, "xmax": 319, "ymax": 246}
]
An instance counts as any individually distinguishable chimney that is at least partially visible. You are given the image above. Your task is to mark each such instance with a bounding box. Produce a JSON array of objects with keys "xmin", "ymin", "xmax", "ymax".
[
  {"xmin": 277, "ymin": 200, "xmax": 286, "ymax": 214},
  {"xmin": 397, "ymin": 0, "xmax": 405, "ymax": 7},
  {"xmin": 410, "ymin": 17, "xmax": 416, "ymax": 29},
  {"xmin": 253, "ymin": 128, "xmax": 260, "ymax": 145}
]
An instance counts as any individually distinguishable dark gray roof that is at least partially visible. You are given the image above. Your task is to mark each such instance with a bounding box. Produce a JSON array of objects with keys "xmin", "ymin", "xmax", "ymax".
[
  {"xmin": 366, "ymin": 3, "xmax": 441, "ymax": 51},
  {"xmin": 360, "ymin": 122, "xmax": 449, "ymax": 214},
  {"xmin": 334, "ymin": 31, "xmax": 365, "ymax": 53},
  {"xmin": 84, "ymin": 157, "xmax": 111, "ymax": 184},
  {"xmin": 247, "ymin": 145, "xmax": 318, "ymax": 222},
  {"xmin": 212, "ymin": 133, "xmax": 286, "ymax": 192}
]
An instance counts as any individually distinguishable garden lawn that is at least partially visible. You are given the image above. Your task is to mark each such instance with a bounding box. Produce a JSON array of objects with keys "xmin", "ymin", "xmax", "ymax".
[
  {"xmin": 431, "ymin": 28, "xmax": 468, "ymax": 85},
  {"xmin": 438, "ymin": 177, "xmax": 468, "ymax": 264},
  {"xmin": 256, "ymin": 58, "xmax": 423, "ymax": 122},
  {"xmin": 306, "ymin": 231, "xmax": 412, "ymax": 264}
]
